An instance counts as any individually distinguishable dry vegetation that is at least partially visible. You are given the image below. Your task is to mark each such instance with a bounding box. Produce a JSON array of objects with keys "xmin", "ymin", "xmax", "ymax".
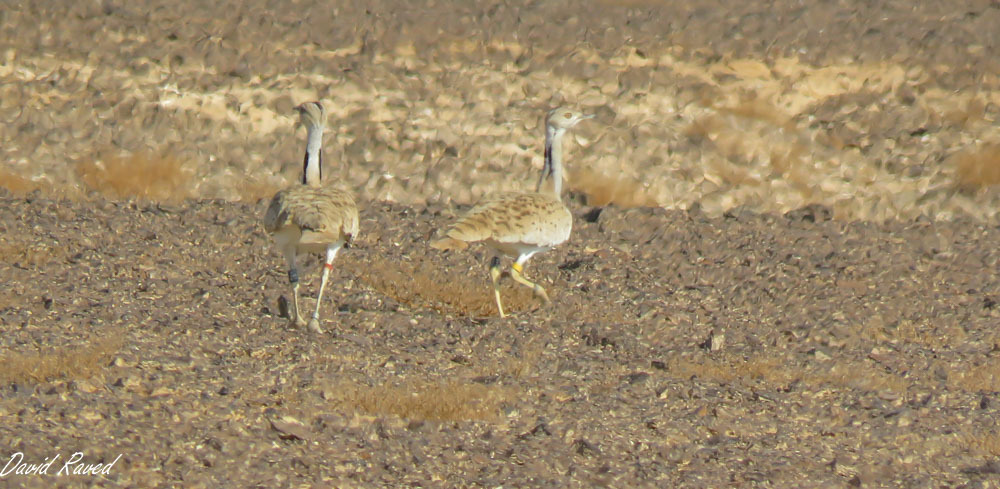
[
  {"xmin": 0, "ymin": 240, "xmax": 67, "ymax": 268},
  {"xmin": 570, "ymin": 167, "xmax": 659, "ymax": 208},
  {"xmin": 951, "ymin": 142, "xmax": 1000, "ymax": 191},
  {"xmin": 75, "ymin": 151, "xmax": 191, "ymax": 203},
  {"xmin": 328, "ymin": 379, "xmax": 512, "ymax": 422},
  {"xmin": 963, "ymin": 431, "xmax": 1000, "ymax": 458},
  {"xmin": 668, "ymin": 352, "xmax": 911, "ymax": 394},
  {"xmin": 357, "ymin": 257, "xmax": 539, "ymax": 317},
  {"xmin": 0, "ymin": 168, "xmax": 41, "ymax": 195},
  {"xmin": 234, "ymin": 177, "xmax": 282, "ymax": 203},
  {"xmin": 857, "ymin": 314, "xmax": 962, "ymax": 346},
  {"xmin": 0, "ymin": 335, "xmax": 122, "ymax": 384},
  {"xmin": 949, "ymin": 357, "xmax": 1000, "ymax": 393}
]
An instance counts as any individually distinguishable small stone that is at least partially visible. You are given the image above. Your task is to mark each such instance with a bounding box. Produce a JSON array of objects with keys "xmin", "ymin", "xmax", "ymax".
[
  {"xmin": 271, "ymin": 416, "xmax": 311, "ymax": 441},
  {"xmin": 710, "ymin": 332, "xmax": 725, "ymax": 351}
]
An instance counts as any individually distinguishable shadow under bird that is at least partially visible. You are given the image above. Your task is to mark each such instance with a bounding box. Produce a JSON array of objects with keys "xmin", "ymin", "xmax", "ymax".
[
  {"xmin": 432, "ymin": 107, "xmax": 593, "ymax": 317},
  {"xmin": 263, "ymin": 101, "xmax": 360, "ymax": 333}
]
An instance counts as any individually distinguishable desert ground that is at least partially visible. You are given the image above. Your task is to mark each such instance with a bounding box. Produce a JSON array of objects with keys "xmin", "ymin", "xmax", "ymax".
[{"xmin": 3, "ymin": 0, "xmax": 1000, "ymax": 487}]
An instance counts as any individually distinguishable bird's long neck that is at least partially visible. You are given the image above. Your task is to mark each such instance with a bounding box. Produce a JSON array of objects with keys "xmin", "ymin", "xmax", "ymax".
[
  {"xmin": 536, "ymin": 125, "xmax": 564, "ymax": 199},
  {"xmin": 302, "ymin": 124, "xmax": 324, "ymax": 186}
]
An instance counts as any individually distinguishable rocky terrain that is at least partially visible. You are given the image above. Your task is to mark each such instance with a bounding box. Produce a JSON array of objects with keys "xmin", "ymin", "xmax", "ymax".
[
  {"xmin": 4, "ymin": 0, "xmax": 1000, "ymax": 220},
  {"xmin": 4, "ymin": 0, "xmax": 1000, "ymax": 487},
  {"xmin": 4, "ymin": 192, "xmax": 1000, "ymax": 487}
]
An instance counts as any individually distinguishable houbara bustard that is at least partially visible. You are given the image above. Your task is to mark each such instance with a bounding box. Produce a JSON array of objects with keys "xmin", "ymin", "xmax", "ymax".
[
  {"xmin": 263, "ymin": 101, "xmax": 359, "ymax": 333},
  {"xmin": 432, "ymin": 107, "xmax": 593, "ymax": 317}
]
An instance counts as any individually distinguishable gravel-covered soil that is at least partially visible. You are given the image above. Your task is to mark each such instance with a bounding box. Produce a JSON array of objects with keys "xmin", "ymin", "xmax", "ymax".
[
  {"xmin": 4, "ymin": 0, "xmax": 1000, "ymax": 487},
  {"xmin": 3, "ymin": 194, "xmax": 1000, "ymax": 487}
]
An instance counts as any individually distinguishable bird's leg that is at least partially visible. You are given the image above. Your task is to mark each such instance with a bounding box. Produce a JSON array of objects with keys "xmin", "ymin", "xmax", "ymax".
[
  {"xmin": 489, "ymin": 256, "xmax": 506, "ymax": 318},
  {"xmin": 509, "ymin": 258, "xmax": 551, "ymax": 305},
  {"xmin": 285, "ymin": 248, "xmax": 307, "ymax": 327},
  {"xmin": 290, "ymin": 271, "xmax": 306, "ymax": 326},
  {"xmin": 308, "ymin": 244, "xmax": 342, "ymax": 334}
]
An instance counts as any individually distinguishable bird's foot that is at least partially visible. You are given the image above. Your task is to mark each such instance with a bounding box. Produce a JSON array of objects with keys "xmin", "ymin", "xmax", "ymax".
[
  {"xmin": 533, "ymin": 286, "xmax": 551, "ymax": 305},
  {"xmin": 307, "ymin": 318, "xmax": 324, "ymax": 334}
]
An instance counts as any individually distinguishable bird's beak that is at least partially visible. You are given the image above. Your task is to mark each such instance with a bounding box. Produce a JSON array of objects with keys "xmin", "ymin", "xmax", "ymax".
[{"xmin": 571, "ymin": 113, "xmax": 595, "ymax": 126}]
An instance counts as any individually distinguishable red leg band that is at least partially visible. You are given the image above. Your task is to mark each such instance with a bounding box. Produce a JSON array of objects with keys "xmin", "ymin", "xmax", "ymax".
[{"xmin": 324, "ymin": 263, "xmax": 334, "ymax": 271}]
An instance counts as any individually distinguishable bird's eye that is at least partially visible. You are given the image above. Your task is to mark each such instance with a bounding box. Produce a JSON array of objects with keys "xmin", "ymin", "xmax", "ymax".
[{"xmin": 564, "ymin": 112, "xmax": 572, "ymax": 118}]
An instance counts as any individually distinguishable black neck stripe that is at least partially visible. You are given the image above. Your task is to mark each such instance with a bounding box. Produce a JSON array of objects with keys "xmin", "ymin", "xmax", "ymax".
[{"xmin": 301, "ymin": 150, "xmax": 309, "ymax": 185}]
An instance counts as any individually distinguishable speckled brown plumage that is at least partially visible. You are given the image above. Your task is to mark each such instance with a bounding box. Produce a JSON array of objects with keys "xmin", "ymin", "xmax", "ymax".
[
  {"xmin": 432, "ymin": 107, "xmax": 592, "ymax": 317},
  {"xmin": 263, "ymin": 101, "xmax": 359, "ymax": 333},
  {"xmin": 434, "ymin": 192, "xmax": 571, "ymax": 256},
  {"xmin": 264, "ymin": 186, "xmax": 358, "ymax": 249}
]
